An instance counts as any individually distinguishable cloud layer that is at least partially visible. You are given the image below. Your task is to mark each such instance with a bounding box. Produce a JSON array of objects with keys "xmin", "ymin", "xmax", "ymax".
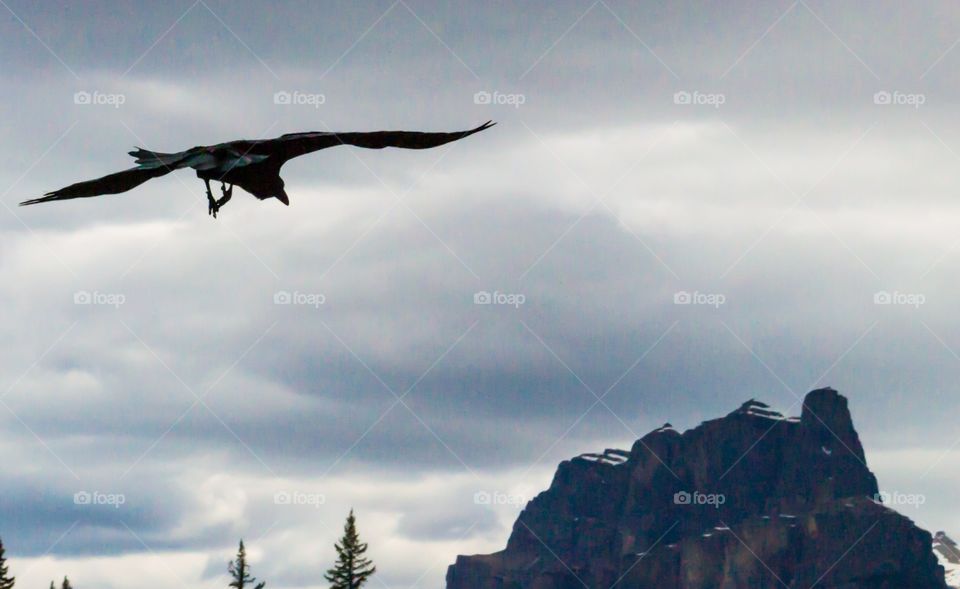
[{"xmin": 2, "ymin": 1, "xmax": 960, "ymax": 588}]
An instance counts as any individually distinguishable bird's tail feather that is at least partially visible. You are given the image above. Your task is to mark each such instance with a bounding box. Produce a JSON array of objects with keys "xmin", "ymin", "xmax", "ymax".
[{"xmin": 127, "ymin": 147, "xmax": 191, "ymax": 169}]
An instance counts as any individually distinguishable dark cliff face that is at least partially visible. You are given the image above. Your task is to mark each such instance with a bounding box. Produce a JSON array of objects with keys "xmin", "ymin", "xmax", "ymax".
[{"xmin": 446, "ymin": 388, "xmax": 947, "ymax": 589}]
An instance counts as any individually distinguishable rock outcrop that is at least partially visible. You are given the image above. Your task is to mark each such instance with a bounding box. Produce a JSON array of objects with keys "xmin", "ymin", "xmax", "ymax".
[
  {"xmin": 934, "ymin": 532, "xmax": 960, "ymax": 588},
  {"xmin": 447, "ymin": 388, "xmax": 947, "ymax": 589}
]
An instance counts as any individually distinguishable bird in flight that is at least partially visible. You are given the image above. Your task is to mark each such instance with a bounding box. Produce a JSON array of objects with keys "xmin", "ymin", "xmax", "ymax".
[{"xmin": 21, "ymin": 121, "xmax": 495, "ymax": 218}]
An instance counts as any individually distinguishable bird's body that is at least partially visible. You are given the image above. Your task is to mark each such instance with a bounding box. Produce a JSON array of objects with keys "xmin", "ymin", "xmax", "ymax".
[{"xmin": 21, "ymin": 121, "xmax": 495, "ymax": 217}]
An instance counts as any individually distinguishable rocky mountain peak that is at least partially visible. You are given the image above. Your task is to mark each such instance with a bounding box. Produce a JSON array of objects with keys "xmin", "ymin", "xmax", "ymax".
[{"xmin": 447, "ymin": 388, "xmax": 947, "ymax": 589}]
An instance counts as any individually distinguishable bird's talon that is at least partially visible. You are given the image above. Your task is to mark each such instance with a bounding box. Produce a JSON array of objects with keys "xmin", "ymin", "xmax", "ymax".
[{"xmin": 211, "ymin": 183, "xmax": 233, "ymax": 217}]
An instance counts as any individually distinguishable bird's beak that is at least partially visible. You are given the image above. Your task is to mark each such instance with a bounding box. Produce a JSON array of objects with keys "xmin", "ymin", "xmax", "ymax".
[{"xmin": 276, "ymin": 190, "xmax": 289, "ymax": 206}]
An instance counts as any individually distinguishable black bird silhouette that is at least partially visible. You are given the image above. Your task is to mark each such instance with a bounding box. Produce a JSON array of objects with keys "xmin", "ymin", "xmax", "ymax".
[{"xmin": 21, "ymin": 121, "xmax": 495, "ymax": 218}]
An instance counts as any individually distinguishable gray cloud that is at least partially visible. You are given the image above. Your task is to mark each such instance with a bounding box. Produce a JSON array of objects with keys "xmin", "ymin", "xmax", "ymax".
[{"xmin": 3, "ymin": 1, "xmax": 960, "ymax": 588}]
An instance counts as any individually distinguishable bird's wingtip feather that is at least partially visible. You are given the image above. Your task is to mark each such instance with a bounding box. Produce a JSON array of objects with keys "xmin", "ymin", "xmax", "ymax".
[
  {"xmin": 474, "ymin": 120, "xmax": 496, "ymax": 133},
  {"xmin": 19, "ymin": 191, "xmax": 59, "ymax": 206}
]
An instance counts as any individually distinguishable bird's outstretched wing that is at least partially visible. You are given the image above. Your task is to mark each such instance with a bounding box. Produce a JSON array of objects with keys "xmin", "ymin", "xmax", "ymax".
[
  {"xmin": 272, "ymin": 121, "xmax": 496, "ymax": 163},
  {"xmin": 19, "ymin": 145, "xmax": 211, "ymax": 206},
  {"xmin": 20, "ymin": 166, "xmax": 175, "ymax": 206}
]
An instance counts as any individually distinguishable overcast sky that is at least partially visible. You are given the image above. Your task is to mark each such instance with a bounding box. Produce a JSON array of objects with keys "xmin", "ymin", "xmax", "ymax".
[{"xmin": 2, "ymin": 1, "xmax": 960, "ymax": 587}]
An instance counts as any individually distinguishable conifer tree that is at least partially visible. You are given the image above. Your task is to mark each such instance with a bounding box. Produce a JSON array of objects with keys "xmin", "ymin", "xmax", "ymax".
[
  {"xmin": 0, "ymin": 537, "xmax": 13, "ymax": 589},
  {"xmin": 60, "ymin": 577, "xmax": 71, "ymax": 589},
  {"xmin": 324, "ymin": 510, "xmax": 375, "ymax": 589},
  {"xmin": 228, "ymin": 540, "xmax": 265, "ymax": 589}
]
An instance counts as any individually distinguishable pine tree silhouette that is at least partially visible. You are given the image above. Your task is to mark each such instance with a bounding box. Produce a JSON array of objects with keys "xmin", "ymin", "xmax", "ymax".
[
  {"xmin": 0, "ymin": 537, "xmax": 14, "ymax": 589},
  {"xmin": 325, "ymin": 509, "xmax": 376, "ymax": 589},
  {"xmin": 60, "ymin": 577, "xmax": 72, "ymax": 589},
  {"xmin": 228, "ymin": 540, "xmax": 265, "ymax": 589}
]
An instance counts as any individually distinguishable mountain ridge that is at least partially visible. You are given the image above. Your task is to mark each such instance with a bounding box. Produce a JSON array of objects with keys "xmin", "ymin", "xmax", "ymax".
[{"xmin": 447, "ymin": 388, "xmax": 947, "ymax": 588}]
